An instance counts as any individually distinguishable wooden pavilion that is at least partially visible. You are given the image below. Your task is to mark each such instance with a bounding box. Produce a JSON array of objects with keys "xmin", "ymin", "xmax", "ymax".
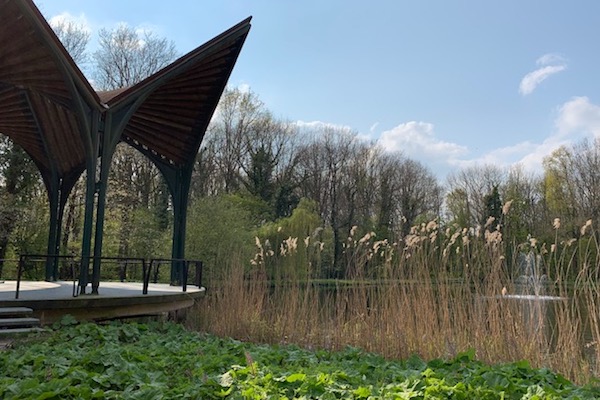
[{"xmin": 0, "ymin": 0, "xmax": 251, "ymax": 294}]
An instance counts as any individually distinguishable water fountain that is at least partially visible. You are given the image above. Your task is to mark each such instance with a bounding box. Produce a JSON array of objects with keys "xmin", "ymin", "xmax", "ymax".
[
  {"xmin": 498, "ymin": 252, "xmax": 567, "ymax": 338},
  {"xmin": 503, "ymin": 251, "xmax": 564, "ymax": 301}
]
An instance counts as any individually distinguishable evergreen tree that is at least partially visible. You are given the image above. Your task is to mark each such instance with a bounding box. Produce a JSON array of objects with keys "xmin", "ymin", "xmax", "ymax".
[{"xmin": 483, "ymin": 186, "xmax": 502, "ymax": 226}]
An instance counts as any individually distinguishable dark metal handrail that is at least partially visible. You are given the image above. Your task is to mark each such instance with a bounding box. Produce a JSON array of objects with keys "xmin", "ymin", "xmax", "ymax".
[
  {"xmin": 78, "ymin": 256, "xmax": 146, "ymax": 295},
  {"xmin": 16, "ymin": 254, "xmax": 77, "ymax": 299},
  {"xmin": 13, "ymin": 255, "xmax": 202, "ymax": 298},
  {"xmin": 146, "ymin": 259, "xmax": 203, "ymax": 294}
]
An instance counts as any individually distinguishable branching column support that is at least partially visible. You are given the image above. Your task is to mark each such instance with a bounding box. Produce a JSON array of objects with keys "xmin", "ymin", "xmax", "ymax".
[
  {"xmin": 79, "ymin": 110, "xmax": 101, "ymax": 294},
  {"xmin": 155, "ymin": 162, "xmax": 193, "ymax": 286},
  {"xmin": 91, "ymin": 112, "xmax": 118, "ymax": 294},
  {"xmin": 45, "ymin": 172, "xmax": 81, "ymax": 281},
  {"xmin": 23, "ymin": 90, "xmax": 68, "ymax": 282}
]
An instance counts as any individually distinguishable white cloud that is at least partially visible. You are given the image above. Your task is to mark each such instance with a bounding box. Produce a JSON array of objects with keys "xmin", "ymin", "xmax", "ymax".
[
  {"xmin": 374, "ymin": 119, "xmax": 552, "ymax": 178},
  {"xmin": 554, "ymin": 96, "xmax": 600, "ymax": 138},
  {"xmin": 536, "ymin": 53, "xmax": 566, "ymax": 66},
  {"xmin": 519, "ymin": 53, "xmax": 567, "ymax": 96},
  {"xmin": 519, "ymin": 65, "xmax": 566, "ymax": 96},
  {"xmin": 294, "ymin": 120, "xmax": 354, "ymax": 133},
  {"xmin": 294, "ymin": 119, "xmax": 375, "ymax": 143},
  {"xmin": 458, "ymin": 140, "xmax": 560, "ymax": 176},
  {"xmin": 48, "ymin": 12, "xmax": 91, "ymax": 33},
  {"xmin": 377, "ymin": 121, "xmax": 468, "ymax": 163},
  {"xmin": 237, "ymin": 83, "xmax": 251, "ymax": 94},
  {"xmin": 295, "ymin": 96, "xmax": 600, "ymax": 180},
  {"xmin": 461, "ymin": 97, "xmax": 600, "ymax": 175},
  {"xmin": 373, "ymin": 97, "xmax": 600, "ymax": 178},
  {"xmin": 453, "ymin": 141, "xmax": 536, "ymax": 169}
]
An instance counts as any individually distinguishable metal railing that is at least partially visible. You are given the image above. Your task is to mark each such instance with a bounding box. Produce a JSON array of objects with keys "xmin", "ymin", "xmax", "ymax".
[
  {"xmin": 12, "ymin": 255, "xmax": 203, "ymax": 299},
  {"xmin": 16, "ymin": 254, "xmax": 78, "ymax": 299},
  {"xmin": 146, "ymin": 259, "xmax": 203, "ymax": 294}
]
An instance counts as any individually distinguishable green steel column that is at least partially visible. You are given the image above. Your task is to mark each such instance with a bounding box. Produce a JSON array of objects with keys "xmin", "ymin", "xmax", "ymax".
[
  {"xmin": 170, "ymin": 167, "xmax": 192, "ymax": 285},
  {"xmin": 91, "ymin": 113, "xmax": 119, "ymax": 294},
  {"xmin": 91, "ymin": 147, "xmax": 113, "ymax": 294},
  {"xmin": 52, "ymin": 186, "xmax": 70, "ymax": 280},
  {"xmin": 54, "ymin": 180, "xmax": 75, "ymax": 279},
  {"xmin": 79, "ymin": 160, "xmax": 96, "ymax": 294},
  {"xmin": 45, "ymin": 179, "xmax": 60, "ymax": 281},
  {"xmin": 79, "ymin": 112, "xmax": 101, "ymax": 295}
]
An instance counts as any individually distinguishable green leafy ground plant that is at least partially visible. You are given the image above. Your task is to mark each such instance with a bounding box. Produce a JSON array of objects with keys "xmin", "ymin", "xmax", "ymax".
[{"xmin": 0, "ymin": 321, "xmax": 598, "ymax": 399}]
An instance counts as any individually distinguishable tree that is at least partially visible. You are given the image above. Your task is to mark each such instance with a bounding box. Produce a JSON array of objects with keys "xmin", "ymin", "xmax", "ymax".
[
  {"xmin": 205, "ymin": 88, "xmax": 265, "ymax": 194},
  {"xmin": 502, "ymin": 165, "xmax": 544, "ymax": 244},
  {"xmin": 107, "ymin": 144, "xmax": 169, "ymax": 258},
  {"xmin": 446, "ymin": 188, "xmax": 471, "ymax": 228},
  {"xmin": 542, "ymin": 138, "xmax": 600, "ymax": 235},
  {"xmin": 185, "ymin": 195, "xmax": 255, "ymax": 283},
  {"xmin": 200, "ymin": 88, "xmax": 301, "ymax": 218},
  {"xmin": 543, "ymin": 146, "xmax": 579, "ymax": 235},
  {"xmin": 395, "ymin": 157, "xmax": 442, "ymax": 236},
  {"xmin": 369, "ymin": 151, "xmax": 442, "ymax": 239},
  {"xmin": 0, "ymin": 138, "xmax": 42, "ymax": 276},
  {"xmin": 246, "ymin": 147, "xmax": 274, "ymax": 203},
  {"xmin": 50, "ymin": 18, "xmax": 90, "ymax": 65},
  {"xmin": 372, "ymin": 152, "xmax": 398, "ymax": 239},
  {"xmin": 446, "ymin": 165, "xmax": 505, "ymax": 227},
  {"xmin": 483, "ymin": 186, "xmax": 502, "ymax": 227},
  {"xmin": 93, "ymin": 24, "xmax": 178, "ymax": 90},
  {"xmin": 92, "ymin": 24, "xmax": 178, "ymax": 258},
  {"xmin": 296, "ymin": 127, "xmax": 373, "ymax": 277},
  {"xmin": 569, "ymin": 138, "xmax": 600, "ymax": 223}
]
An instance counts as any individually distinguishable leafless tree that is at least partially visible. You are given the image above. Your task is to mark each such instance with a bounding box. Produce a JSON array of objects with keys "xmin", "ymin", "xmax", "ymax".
[
  {"xmin": 90, "ymin": 24, "xmax": 178, "ymax": 256},
  {"xmin": 199, "ymin": 87, "xmax": 302, "ymax": 217},
  {"xmin": 372, "ymin": 152, "xmax": 441, "ymax": 238},
  {"xmin": 50, "ymin": 19, "xmax": 90, "ymax": 66},
  {"xmin": 296, "ymin": 127, "xmax": 375, "ymax": 276},
  {"xmin": 396, "ymin": 157, "xmax": 442, "ymax": 236},
  {"xmin": 93, "ymin": 24, "xmax": 177, "ymax": 90},
  {"xmin": 570, "ymin": 138, "xmax": 600, "ymax": 223},
  {"xmin": 446, "ymin": 164, "xmax": 505, "ymax": 227},
  {"xmin": 543, "ymin": 138, "xmax": 600, "ymax": 232},
  {"xmin": 206, "ymin": 88, "xmax": 264, "ymax": 193}
]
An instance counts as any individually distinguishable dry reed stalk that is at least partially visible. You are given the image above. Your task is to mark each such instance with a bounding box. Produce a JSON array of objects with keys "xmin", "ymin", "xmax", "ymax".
[{"xmin": 187, "ymin": 223, "xmax": 600, "ymax": 384}]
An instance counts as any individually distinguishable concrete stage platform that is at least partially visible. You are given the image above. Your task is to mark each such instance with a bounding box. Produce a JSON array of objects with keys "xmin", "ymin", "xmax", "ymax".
[{"xmin": 0, "ymin": 281, "xmax": 205, "ymax": 325}]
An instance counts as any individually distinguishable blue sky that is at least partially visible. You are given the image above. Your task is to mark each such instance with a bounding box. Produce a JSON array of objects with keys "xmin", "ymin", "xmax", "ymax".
[{"xmin": 34, "ymin": 0, "xmax": 600, "ymax": 179}]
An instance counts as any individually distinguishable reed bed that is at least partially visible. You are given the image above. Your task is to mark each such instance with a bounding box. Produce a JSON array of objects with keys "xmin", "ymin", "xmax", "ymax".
[{"xmin": 187, "ymin": 217, "xmax": 600, "ymax": 384}]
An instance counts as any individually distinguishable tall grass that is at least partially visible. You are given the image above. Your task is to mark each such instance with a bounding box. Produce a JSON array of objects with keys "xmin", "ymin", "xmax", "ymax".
[{"xmin": 187, "ymin": 217, "xmax": 600, "ymax": 384}]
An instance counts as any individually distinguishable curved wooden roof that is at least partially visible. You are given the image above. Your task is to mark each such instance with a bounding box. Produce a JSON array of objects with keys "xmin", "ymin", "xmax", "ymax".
[
  {"xmin": 0, "ymin": 0, "xmax": 251, "ymax": 188},
  {"xmin": 0, "ymin": 0, "xmax": 101, "ymax": 187},
  {"xmin": 106, "ymin": 16, "xmax": 251, "ymax": 169}
]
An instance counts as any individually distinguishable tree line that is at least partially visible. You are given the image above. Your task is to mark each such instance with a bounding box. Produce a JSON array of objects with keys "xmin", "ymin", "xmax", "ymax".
[{"xmin": 0, "ymin": 18, "xmax": 596, "ymax": 279}]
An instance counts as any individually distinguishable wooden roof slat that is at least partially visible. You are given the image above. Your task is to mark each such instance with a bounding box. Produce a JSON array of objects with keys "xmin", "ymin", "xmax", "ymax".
[{"xmin": 122, "ymin": 133, "xmax": 185, "ymax": 165}]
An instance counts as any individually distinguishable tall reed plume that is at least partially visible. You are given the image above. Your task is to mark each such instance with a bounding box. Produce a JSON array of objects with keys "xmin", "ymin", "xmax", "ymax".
[{"xmin": 187, "ymin": 213, "xmax": 600, "ymax": 384}]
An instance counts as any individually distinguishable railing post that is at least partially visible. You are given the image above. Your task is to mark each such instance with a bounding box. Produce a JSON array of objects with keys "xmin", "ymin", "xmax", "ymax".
[
  {"xmin": 119, "ymin": 261, "xmax": 127, "ymax": 282},
  {"xmin": 152, "ymin": 259, "xmax": 161, "ymax": 284},
  {"xmin": 70, "ymin": 256, "xmax": 79, "ymax": 297},
  {"xmin": 195, "ymin": 261, "xmax": 203, "ymax": 287},
  {"xmin": 182, "ymin": 260, "xmax": 188, "ymax": 292},
  {"xmin": 15, "ymin": 255, "xmax": 25, "ymax": 299},
  {"xmin": 142, "ymin": 259, "xmax": 149, "ymax": 295}
]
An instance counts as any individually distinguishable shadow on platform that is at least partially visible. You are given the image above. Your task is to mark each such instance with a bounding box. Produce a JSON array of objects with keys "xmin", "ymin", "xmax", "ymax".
[{"xmin": 0, "ymin": 281, "xmax": 205, "ymax": 325}]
